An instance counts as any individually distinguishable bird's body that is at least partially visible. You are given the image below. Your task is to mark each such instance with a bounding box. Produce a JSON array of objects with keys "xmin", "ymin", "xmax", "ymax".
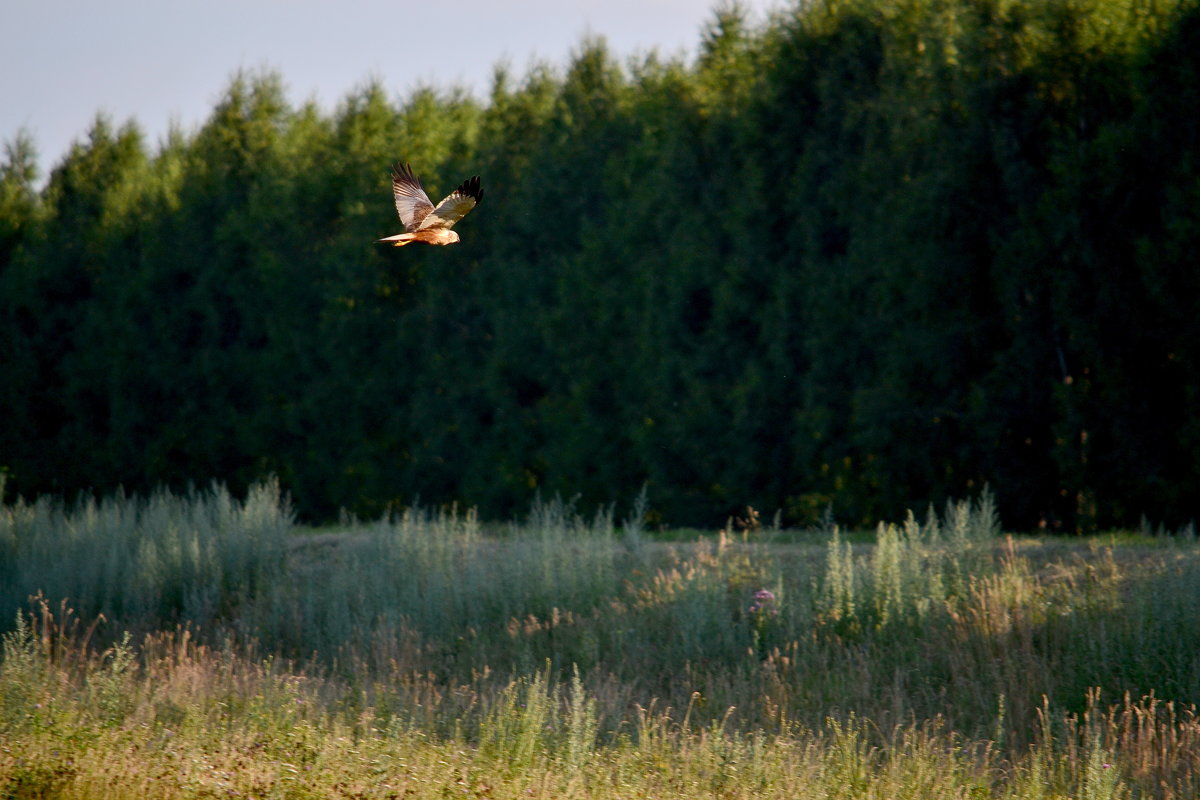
[
  {"xmin": 379, "ymin": 228, "xmax": 463, "ymax": 246},
  {"xmin": 378, "ymin": 163, "xmax": 482, "ymax": 246}
]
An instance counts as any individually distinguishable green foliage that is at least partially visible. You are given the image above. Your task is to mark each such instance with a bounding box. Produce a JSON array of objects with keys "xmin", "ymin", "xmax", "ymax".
[
  {"xmin": 0, "ymin": 611, "xmax": 45, "ymax": 732},
  {"xmin": 820, "ymin": 491, "xmax": 999, "ymax": 631},
  {"xmin": 2, "ymin": 0, "xmax": 1199, "ymax": 529}
]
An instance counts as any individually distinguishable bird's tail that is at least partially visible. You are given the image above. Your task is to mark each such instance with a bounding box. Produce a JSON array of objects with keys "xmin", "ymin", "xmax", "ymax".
[{"xmin": 377, "ymin": 233, "xmax": 416, "ymax": 247}]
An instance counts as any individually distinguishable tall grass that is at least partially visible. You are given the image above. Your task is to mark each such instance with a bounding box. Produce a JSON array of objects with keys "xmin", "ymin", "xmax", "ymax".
[
  {"xmin": 0, "ymin": 479, "xmax": 290, "ymax": 632},
  {"xmin": 821, "ymin": 491, "xmax": 999, "ymax": 630},
  {"xmin": 4, "ymin": 483, "xmax": 1200, "ymax": 797},
  {"xmin": 5, "ymin": 604, "xmax": 1200, "ymax": 799},
  {"xmin": 248, "ymin": 497, "xmax": 629, "ymax": 673}
]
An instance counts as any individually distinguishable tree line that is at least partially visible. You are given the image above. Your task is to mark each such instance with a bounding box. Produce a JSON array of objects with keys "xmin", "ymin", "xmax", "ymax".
[{"xmin": 2, "ymin": 0, "xmax": 1198, "ymax": 530}]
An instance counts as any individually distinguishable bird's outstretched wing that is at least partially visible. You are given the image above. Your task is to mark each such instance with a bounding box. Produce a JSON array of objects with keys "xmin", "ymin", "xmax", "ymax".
[
  {"xmin": 391, "ymin": 162, "xmax": 436, "ymax": 232},
  {"xmin": 417, "ymin": 175, "xmax": 483, "ymax": 231}
]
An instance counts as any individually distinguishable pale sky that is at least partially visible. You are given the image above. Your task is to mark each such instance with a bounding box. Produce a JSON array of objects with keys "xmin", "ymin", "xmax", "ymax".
[{"xmin": 2, "ymin": 0, "xmax": 781, "ymax": 182}]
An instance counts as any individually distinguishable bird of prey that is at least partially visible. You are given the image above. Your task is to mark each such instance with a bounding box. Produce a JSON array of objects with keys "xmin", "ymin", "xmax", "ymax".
[{"xmin": 377, "ymin": 162, "xmax": 482, "ymax": 246}]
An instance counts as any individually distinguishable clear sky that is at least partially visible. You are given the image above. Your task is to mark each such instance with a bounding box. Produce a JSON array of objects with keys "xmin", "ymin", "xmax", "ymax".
[{"xmin": 2, "ymin": 0, "xmax": 781, "ymax": 182}]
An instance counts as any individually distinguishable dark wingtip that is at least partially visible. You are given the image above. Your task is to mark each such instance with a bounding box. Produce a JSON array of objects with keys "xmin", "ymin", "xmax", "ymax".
[
  {"xmin": 391, "ymin": 161, "xmax": 420, "ymax": 185},
  {"xmin": 459, "ymin": 175, "xmax": 483, "ymax": 204}
]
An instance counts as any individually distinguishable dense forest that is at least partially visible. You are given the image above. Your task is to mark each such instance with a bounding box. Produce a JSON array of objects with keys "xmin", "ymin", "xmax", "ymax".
[{"xmin": 1, "ymin": 0, "xmax": 1198, "ymax": 530}]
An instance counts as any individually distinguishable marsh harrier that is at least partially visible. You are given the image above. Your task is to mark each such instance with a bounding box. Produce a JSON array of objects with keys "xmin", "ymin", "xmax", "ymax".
[{"xmin": 377, "ymin": 162, "xmax": 482, "ymax": 246}]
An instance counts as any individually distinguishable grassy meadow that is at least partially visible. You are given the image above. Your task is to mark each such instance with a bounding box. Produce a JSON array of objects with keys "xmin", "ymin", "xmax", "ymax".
[{"xmin": 4, "ymin": 482, "xmax": 1200, "ymax": 798}]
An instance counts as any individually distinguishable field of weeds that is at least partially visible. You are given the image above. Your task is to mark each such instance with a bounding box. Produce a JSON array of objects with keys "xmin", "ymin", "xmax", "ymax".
[{"xmin": 3, "ymin": 483, "xmax": 1200, "ymax": 798}]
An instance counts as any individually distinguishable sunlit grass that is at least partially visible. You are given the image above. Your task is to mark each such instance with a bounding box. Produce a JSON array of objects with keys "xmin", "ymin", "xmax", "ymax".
[
  {"xmin": 6, "ymin": 611, "xmax": 1200, "ymax": 799},
  {"xmin": 4, "ymin": 483, "xmax": 1200, "ymax": 797}
]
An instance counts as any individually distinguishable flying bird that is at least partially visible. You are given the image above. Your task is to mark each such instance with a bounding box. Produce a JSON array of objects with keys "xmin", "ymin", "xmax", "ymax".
[{"xmin": 377, "ymin": 162, "xmax": 482, "ymax": 246}]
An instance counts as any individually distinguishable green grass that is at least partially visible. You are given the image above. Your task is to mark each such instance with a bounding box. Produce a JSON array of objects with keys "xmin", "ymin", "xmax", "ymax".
[
  {"xmin": 4, "ymin": 482, "xmax": 1200, "ymax": 798},
  {"xmin": 0, "ymin": 479, "xmax": 290, "ymax": 633}
]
